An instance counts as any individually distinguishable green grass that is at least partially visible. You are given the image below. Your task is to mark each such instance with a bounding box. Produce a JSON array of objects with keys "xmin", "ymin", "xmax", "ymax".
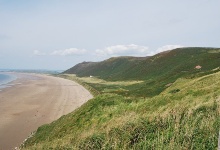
[
  {"xmin": 22, "ymin": 70, "xmax": 220, "ymax": 149},
  {"xmin": 80, "ymin": 103, "xmax": 219, "ymax": 150},
  {"xmin": 59, "ymin": 74, "xmax": 144, "ymax": 97}
]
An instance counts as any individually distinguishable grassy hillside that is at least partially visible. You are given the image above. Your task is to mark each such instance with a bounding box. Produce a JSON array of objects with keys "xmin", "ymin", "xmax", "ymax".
[
  {"xmin": 21, "ymin": 48, "xmax": 220, "ymax": 149},
  {"xmin": 22, "ymin": 70, "xmax": 220, "ymax": 149},
  {"xmin": 64, "ymin": 47, "xmax": 220, "ymax": 97},
  {"xmin": 64, "ymin": 47, "xmax": 220, "ymax": 81}
]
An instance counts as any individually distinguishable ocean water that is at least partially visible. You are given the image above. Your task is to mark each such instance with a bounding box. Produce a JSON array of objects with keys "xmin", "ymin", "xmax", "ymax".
[{"xmin": 0, "ymin": 73, "xmax": 17, "ymax": 89}]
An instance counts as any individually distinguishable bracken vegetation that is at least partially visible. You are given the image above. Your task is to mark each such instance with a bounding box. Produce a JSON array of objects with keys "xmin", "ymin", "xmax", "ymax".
[{"xmin": 22, "ymin": 48, "xmax": 220, "ymax": 149}]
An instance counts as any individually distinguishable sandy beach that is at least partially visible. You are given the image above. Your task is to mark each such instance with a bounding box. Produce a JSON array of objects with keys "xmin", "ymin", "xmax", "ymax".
[{"xmin": 0, "ymin": 73, "xmax": 93, "ymax": 150}]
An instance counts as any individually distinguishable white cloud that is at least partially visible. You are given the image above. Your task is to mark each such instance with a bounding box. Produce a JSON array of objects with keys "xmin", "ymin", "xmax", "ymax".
[
  {"xmin": 155, "ymin": 45, "xmax": 184, "ymax": 54},
  {"xmin": 33, "ymin": 50, "xmax": 46, "ymax": 56},
  {"xmin": 95, "ymin": 44, "xmax": 149, "ymax": 57},
  {"xmin": 33, "ymin": 45, "xmax": 183, "ymax": 59},
  {"xmin": 51, "ymin": 48, "xmax": 87, "ymax": 56}
]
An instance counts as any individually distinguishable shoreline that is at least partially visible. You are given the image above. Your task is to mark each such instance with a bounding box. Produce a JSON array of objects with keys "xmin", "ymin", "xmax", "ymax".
[
  {"xmin": 0, "ymin": 73, "xmax": 93, "ymax": 149},
  {"xmin": 0, "ymin": 72, "xmax": 18, "ymax": 91}
]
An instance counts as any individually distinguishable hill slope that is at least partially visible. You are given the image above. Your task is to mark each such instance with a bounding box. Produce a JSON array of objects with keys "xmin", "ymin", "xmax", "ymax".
[
  {"xmin": 64, "ymin": 47, "xmax": 220, "ymax": 81},
  {"xmin": 64, "ymin": 47, "xmax": 220, "ymax": 97},
  {"xmin": 22, "ymin": 70, "xmax": 220, "ymax": 149}
]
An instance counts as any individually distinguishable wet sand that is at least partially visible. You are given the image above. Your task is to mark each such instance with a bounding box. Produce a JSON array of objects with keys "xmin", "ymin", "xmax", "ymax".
[{"xmin": 0, "ymin": 73, "xmax": 93, "ymax": 150}]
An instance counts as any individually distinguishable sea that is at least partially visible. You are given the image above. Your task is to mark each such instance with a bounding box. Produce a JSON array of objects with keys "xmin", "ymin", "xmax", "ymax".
[{"xmin": 0, "ymin": 73, "xmax": 17, "ymax": 90}]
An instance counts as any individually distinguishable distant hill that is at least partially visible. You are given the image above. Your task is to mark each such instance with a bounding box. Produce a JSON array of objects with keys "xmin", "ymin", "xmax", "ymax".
[
  {"xmin": 64, "ymin": 47, "xmax": 220, "ymax": 81},
  {"xmin": 63, "ymin": 47, "xmax": 220, "ymax": 97},
  {"xmin": 64, "ymin": 56, "xmax": 147, "ymax": 80}
]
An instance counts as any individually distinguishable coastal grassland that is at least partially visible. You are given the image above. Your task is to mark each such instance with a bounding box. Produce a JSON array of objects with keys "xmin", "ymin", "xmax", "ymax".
[
  {"xmin": 60, "ymin": 66, "xmax": 220, "ymax": 98},
  {"xmin": 58, "ymin": 74, "xmax": 174, "ymax": 98},
  {"xmin": 63, "ymin": 48, "xmax": 220, "ymax": 98},
  {"xmin": 58, "ymin": 74, "xmax": 144, "ymax": 96},
  {"xmin": 22, "ymin": 71, "xmax": 220, "ymax": 149}
]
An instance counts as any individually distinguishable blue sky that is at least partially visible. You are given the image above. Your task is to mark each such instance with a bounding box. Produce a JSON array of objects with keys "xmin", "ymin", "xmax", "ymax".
[{"xmin": 0, "ymin": 0, "xmax": 219, "ymax": 70}]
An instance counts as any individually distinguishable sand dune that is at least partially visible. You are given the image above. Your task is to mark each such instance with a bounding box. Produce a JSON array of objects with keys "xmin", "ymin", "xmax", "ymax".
[{"xmin": 0, "ymin": 73, "xmax": 93, "ymax": 150}]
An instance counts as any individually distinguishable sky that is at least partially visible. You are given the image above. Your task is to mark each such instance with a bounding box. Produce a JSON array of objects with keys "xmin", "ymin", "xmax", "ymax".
[{"xmin": 0, "ymin": 0, "xmax": 219, "ymax": 70}]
